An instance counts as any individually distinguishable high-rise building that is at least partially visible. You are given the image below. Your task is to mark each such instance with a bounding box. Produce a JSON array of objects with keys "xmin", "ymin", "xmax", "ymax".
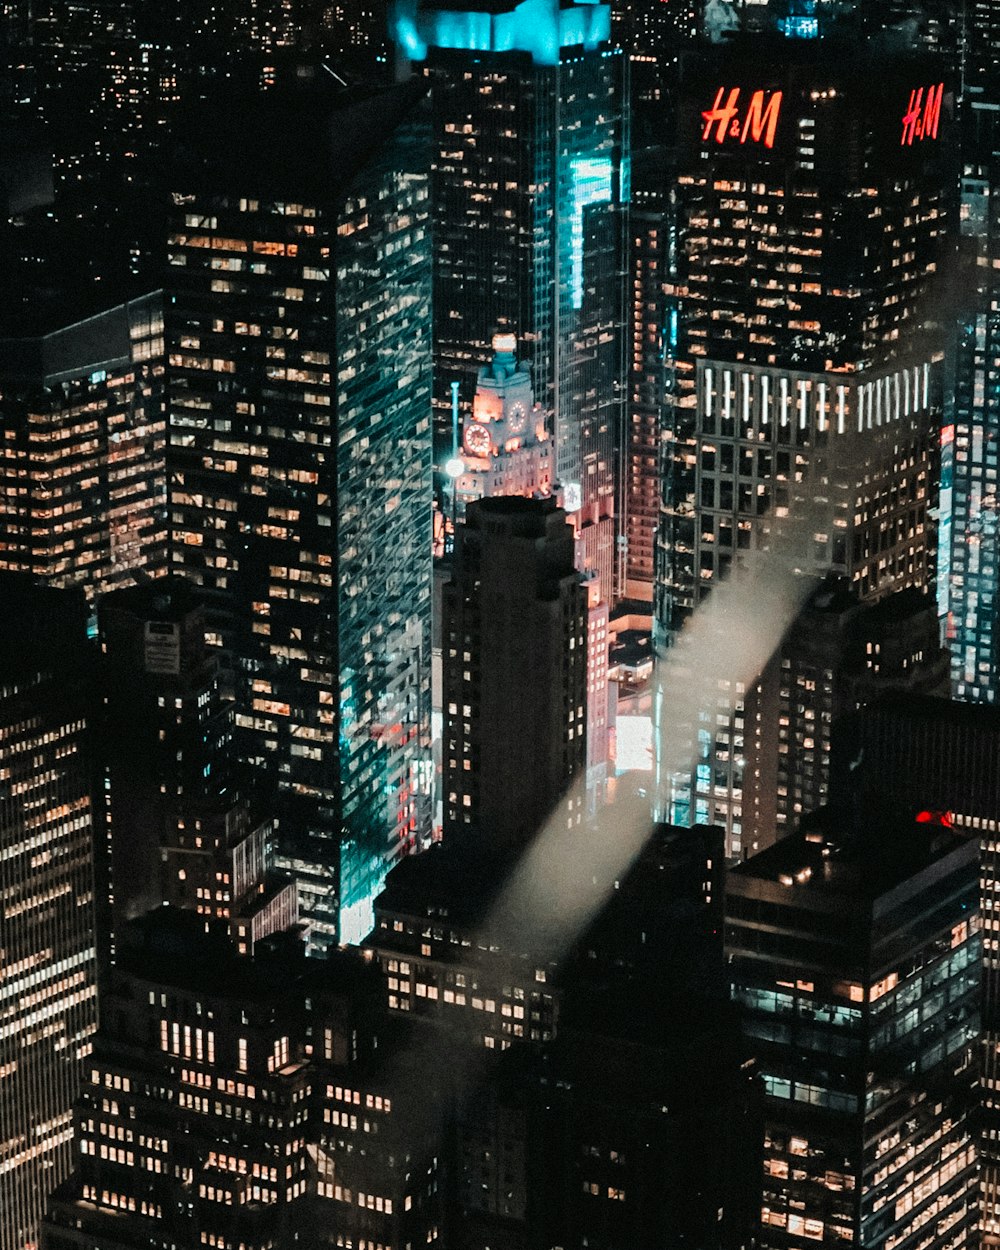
[
  {"xmin": 0, "ymin": 576, "xmax": 98, "ymax": 1250},
  {"xmin": 612, "ymin": 0, "xmax": 699, "ymax": 57},
  {"xmin": 702, "ymin": 0, "xmax": 963, "ymax": 51},
  {"xmin": 743, "ymin": 580, "xmax": 948, "ymax": 853},
  {"xmin": 368, "ymin": 816, "xmax": 724, "ymax": 1047},
  {"xmin": 40, "ymin": 910, "xmax": 445, "ymax": 1250},
  {"xmin": 727, "ymin": 808, "xmax": 981, "ymax": 1250},
  {"xmin": 441, "ymin": 496, "xmax": 587, "ymax": 847},
  {"xmin": 98, "ymin": 577, "xmax": 297, "ymax": 963},
  {"xmin": 968, "ymin": 2, "xmax": 1000, "ymax": 86},
  {"xmin": 945, "ymin": 91, "xmax": 1000, "ymax": 702},
  {"xmin": 840, "ymin": 693, "xmax": 1000, "ymax": 1244},
  {"xmin": 396, "ymin": 0, "xmax": 628, "ymax": 594},
  {"xmin": 655, "ymin": 45, "xmax": 952, "ymax": 854},
  {"xmin": 0, "ymin": 291, "xmax": 167, "ymax": 603},
  {"xmin": 164, "ymin": 79, "xmax": 433, "ymax": 946},
  {"xmin": 622, "ymin": 144, "xmax": 668, "ymax": 603},
  {"xmin": 366, "ymin": 810, "xmax": 762, "ymax": 1247}
]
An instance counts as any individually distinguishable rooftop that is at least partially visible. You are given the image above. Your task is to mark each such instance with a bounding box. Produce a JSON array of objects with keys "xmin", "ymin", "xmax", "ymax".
[{"xmin": 730, "ymin": 806, "xmax": 976, "ymax": 904}]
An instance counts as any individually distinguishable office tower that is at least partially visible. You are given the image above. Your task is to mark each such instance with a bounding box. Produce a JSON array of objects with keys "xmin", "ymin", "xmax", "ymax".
[
  {"xmin": 623, "ymin": 145, "xmax": 668, "ymax": 603},
  {"xmin": 0, "ymin": 291, "xmax": 166, "ymax": 602},
  {"xmin": 370, "ymin": 798, "xmax": 757, "ymax": 1248},
  {"xmin": 165, "ymin": 79, "xmax": 433, "ymax": 946},
  {"xmin": 397, "ymin": 0, "xmax": 628, "ymax": 594},
  {"xmin": 945, "ymin": 94, "xmax": 1000, "ymax": 702},
  {"xmin": 842, "ymin": 693, "xmax": 1000, "ymax": 1243},
  {"xmin": 453, "ymin": 333, "xmax": 552, "ymax": 513},
  {"xmin": 655, "ymin": 46, "xmax": 952, "ymax": 854},
  {"xmin": 368, "ymin": 812, "xmax": 762, "ymax": 1246},
  {"xmin": 441, "ymin": 496, "xmax": 587, "ymax": 846},
  {"xmin": 0, "ymin": 577, "xmax": 98, "ymax": 1250},
  {"xmin": 451, "ymin": 344, "xmax": 613, "ymax": 798},
  {"xmin": 743, "ymin": 581, "xmax": 948, "ymax": 854},
  {"xmin": 41, "ymin": 910, "xmax": 444, "ymax": 1250},
  {"xmin": 98, "ymin": 577, "xmax": 297, "ymax": 962},
  {"xmin": 727, "ymin": 809, "xmax": 981, "ymax": 1250},
  {"xmin": 0, "ymin": 0, "xmax": 34, "ymax": 119}
]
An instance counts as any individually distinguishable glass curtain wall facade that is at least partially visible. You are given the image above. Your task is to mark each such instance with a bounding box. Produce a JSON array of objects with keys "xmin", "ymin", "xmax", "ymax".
[
  {"xmin": 405, "ymin": 0, "xmax": 628, "ymax": 592},
  {"xmin": 946, "ymin": 94, "xmax": 1000, "ymax": 702},
  {"xmin": 165, "ymin": 83, "xmax": 432, "ymax": 947},
  {"xmin": 0, "ymin": 581, "xmax": 98, "ymax": 1250},
  {"xmin": 0, "ymin": 293, "xmax": 166, "ymax": 603},
  {"xmin": 654, "ymin": 49, "xmax": 952, "ymax": 855},
  {"xmin": 727, "ymin": 816, "xmax": 981, "ymax": 1250}
]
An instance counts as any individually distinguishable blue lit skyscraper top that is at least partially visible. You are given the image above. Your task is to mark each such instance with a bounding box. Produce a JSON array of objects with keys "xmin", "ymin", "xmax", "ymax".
[
  {"xmin": 393, "ymin": 0, "xmax": 611, "ymax": 65},
  {"xmin": 410, "ymin": 0, "xmax": 626, "ymax": 597}
]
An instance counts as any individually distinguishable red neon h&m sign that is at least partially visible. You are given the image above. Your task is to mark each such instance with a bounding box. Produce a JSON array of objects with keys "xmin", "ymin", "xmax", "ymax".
[
  {"xmin": 901, "ymin": 82, "xmax": 943, "ymax": 146},
  {"xmin": 702, "ymin": 87, "xmax": 783, "ymax": 149}
]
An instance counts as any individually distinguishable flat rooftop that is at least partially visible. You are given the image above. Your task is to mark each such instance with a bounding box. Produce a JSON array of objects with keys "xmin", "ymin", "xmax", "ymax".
[{"xmin": 730, "ymin": 807, "xmax": 976, "ymax": 904}]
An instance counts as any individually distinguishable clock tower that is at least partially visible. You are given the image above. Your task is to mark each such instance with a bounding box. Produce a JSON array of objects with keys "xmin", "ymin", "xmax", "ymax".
[{"xmin": 456, "ymin": 333, "xmax": 552, "ymax": 509}]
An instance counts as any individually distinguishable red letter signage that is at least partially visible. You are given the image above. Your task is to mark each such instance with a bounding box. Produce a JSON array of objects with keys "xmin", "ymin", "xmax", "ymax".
[
  {"xmin": 741, "ymin": 89, "xmax": 783, "ymax": 148},
  {"xmin": 901, "ymin": 82, "xmax": 943, "ymax": 146},
  {"xmin": 702, "ymin": 87, "xmax": 783, "ymax": 150},
  {"xmin": 701, "ymin": 87, "xmax": 741, "ymax": 144}
]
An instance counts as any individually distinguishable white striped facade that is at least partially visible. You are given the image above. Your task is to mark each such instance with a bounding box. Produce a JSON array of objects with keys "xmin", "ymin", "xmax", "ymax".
[{"xmin": 697, "ymin": 358, "xmax": 936, "ymax": 440}]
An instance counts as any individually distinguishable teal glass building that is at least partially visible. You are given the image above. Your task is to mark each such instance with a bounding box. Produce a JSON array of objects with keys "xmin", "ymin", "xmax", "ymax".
[
  {"xmin": 396, "ymin": 0, "xmax": 628, "ymax": 595},
  {"xmin": 165, "ymin": 78, "xmax": 433, "ymax": 946}
]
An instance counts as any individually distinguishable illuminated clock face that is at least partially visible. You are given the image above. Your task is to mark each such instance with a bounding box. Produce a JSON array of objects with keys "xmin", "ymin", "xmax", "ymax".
[
  {"xmin": 506, "ymin": 401, "xmax": 527, "ymax": 434},
  {"xmin": 464, "ymin": 423, "xmax": 492, "ymax": 458}
]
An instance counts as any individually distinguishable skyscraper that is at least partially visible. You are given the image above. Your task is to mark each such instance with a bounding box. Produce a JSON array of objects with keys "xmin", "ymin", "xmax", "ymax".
[
  {"xmin": 396, "ymin": 0, "xmax": 628, "ymax": 594},
  {"xmin": 944, "ymin": 91, "xmax": 1000, "ymax": 702},
  {"xmin": 0, "ymin": 576, "xmax": 98, "ymax": 1250},
  {"xmin": 727, "ymin": 808, "xmax": 981, "ymax": 1250},
  {"xmin": 441, "ymin": 496, "xmax": 587, "ymax": 846},
  {"xmin": 743, "ymin": 580, "xmax": 948, "ymax": 854},
  {"xmin": 623, "ymin": 144, "xmax": 669, "ymax": 603},
  {"xmin": 842, "ymin": 693, "xmax": 1000, "ymax": 1243},
  {"xmin": 165, "ymin": 78, "xmax": 433, "ymax": 946},
  {"xmin": 655, "ymin": 45, "xmax": 952, "ymax": 854},
  {"xmin": 0, "ymin": 291, "xmax": 167, "ymax": 603}
]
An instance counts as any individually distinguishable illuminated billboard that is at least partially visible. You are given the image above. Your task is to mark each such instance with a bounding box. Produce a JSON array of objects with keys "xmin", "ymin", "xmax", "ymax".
[
  {"xmin": 680, "ymin": 50, "xmax": 953, "ymax": 173},
  {"xmin": 701, "ymin": 87, "xmax": 783, "ymax": 149}
]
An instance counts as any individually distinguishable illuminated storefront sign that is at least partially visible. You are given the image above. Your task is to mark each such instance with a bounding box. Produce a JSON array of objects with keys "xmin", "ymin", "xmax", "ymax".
[
  {"xmin": 701, "ymin": 87, "xmax": 783, "ymax": 149},
  {"xmin": 901, "ymin": 82, "xmax": 943, "ymax": 146}
]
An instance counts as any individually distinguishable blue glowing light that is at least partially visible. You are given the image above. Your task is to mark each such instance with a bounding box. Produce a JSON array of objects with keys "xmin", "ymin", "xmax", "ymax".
[
  {"xmin": 392, "ymin": 0, "xmax": 610, "ymax": 66},
  {"xmin": 620, "ymin": 153, "xmax": 631, "ymax": 205},
  {"xmin": 568, "ymin": 155, "xmax": 613, "ymax": 310},
  {"xmin": 777, "ymin": 13, "xmax": 818, "ymax": 37}
]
